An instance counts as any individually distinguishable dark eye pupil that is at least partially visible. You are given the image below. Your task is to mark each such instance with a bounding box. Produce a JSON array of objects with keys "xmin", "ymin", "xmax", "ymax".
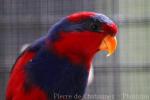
[{"xmin": 91, "ymin": 24, "xmax": 99, "ymax": 31}]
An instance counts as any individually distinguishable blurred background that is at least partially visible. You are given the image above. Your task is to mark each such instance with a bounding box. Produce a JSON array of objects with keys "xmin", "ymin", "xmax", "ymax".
[{"xmin": 0, "ymin": 0, "xmax": 150, "ymax": 100}]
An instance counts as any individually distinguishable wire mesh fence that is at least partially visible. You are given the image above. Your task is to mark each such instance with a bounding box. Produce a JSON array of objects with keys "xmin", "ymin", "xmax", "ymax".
[{"xmin": 0, "ymin": 0, "xmax": 150, "ymax": 100}]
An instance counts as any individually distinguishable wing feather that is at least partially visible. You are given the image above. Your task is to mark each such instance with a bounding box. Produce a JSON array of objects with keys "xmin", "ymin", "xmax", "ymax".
[{"xmin": 6, "ymin": 50, "xmax": 47, "ymax": 100}]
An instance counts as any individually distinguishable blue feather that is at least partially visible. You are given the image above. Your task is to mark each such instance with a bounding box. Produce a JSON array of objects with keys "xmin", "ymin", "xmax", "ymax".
[{"xmin": 25, "ymin": 46, "xmax": 88, "ymax": 99}]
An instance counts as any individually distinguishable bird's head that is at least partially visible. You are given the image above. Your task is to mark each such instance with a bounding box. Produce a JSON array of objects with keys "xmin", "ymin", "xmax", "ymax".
[{"xmin": 48, "ymin": 12, "xmax": 118, "ymax": 66}]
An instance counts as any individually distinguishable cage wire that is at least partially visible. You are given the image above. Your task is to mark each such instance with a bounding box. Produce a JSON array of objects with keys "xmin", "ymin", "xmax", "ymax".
[{"xmin": 0, "ymin": 0, "xmax": 150, "ymax": 100}]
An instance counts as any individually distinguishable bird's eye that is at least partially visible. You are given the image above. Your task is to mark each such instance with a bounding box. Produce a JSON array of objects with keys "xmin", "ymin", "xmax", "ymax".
[{"xmin": 90, "ymin": 23, "xmax": 99, "ymax": 32}]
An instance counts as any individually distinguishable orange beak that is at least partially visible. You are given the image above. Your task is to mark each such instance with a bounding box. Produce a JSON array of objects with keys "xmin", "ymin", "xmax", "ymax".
[{"xmin": 99, "ymin": 35, "xmax": 117, "ymax": 56}]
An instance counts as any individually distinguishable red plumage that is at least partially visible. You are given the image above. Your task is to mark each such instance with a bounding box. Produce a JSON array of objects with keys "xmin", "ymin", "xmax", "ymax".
[
  {"xmin": 53, "ymin": 31, "xmax": 106, "ymax": 70},
  {"xmin": 67, "ymin": 12, "xmax": 95, "ymax": 22}
]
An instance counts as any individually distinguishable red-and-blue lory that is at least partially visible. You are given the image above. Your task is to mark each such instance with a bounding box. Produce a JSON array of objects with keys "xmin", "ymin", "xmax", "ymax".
[{"xmin": 6, "ymin": 12, "xmax": 118, "ymax": 100}]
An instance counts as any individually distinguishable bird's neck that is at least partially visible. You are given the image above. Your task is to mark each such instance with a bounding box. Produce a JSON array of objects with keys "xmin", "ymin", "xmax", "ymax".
[
  {"xmin": 54, "ymin": 45, "xmax": 93, "ymax": 71},
  {"xmin": 46, "ymin": 41, "xmax": 94, "ymax": 71}
]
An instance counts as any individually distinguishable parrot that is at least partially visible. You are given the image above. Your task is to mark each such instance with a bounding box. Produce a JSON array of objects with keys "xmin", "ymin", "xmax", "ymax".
[{"xmin": 6, "ymin": 12, "xmax": 118, "ymax": 100}]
